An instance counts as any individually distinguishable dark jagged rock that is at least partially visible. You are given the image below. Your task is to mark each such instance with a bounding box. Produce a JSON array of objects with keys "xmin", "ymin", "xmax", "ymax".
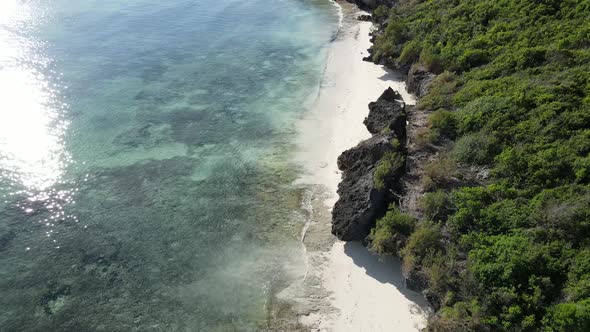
[
  {"xmin": 406, "ymin": 64, "xmax": 436, "ymax": 98},
  {"xmin": 337, "ymin": 134, "xmax": 394, "ymax": 179},
  {"xmin": 332, "ymin": 134, "xmax": 395, "ymax": 241},
  {"xmin": 346, "ymin": 0, "xmax": 396, "ymax": 10},
  {"xmin": 364, "ymin": 87, "xmax": 406, "ymax": 137},
  {"xmin": 332, "ymin": 88, "xmax": 409, "ymax": 242},
  {"xmin": 357, "ymin": 14, "xmax": 372, "ymax": 21}
]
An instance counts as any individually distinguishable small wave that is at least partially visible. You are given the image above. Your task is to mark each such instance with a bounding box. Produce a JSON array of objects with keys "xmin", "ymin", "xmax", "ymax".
[
  {"xmin": 329, "ymin": 0, "xmax": 344, "ymax": 29},
  {"xmin": 328, "ymin": 0, "xmax": 344, "ymax": 42}
]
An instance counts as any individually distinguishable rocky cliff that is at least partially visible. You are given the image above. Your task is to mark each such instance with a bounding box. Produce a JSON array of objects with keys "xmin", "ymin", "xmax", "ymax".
[
  {"xmin": 331, "ymin": 1, "xmax": 439, "ymax": 293},
  {"xmin": 331, "ymin": 88, "xmax": 407, "ymax": 241}
]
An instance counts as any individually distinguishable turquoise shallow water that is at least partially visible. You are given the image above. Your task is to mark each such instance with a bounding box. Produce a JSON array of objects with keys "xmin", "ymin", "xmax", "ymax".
[{"xmin": 0, "ymin": 0, "xmax": 338, "ymax": 330}]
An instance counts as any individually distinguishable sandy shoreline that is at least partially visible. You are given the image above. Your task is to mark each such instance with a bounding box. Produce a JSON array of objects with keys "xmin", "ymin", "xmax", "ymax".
[{"xmin": 293, "ymin": 2, "xmax": 430, "ymax": 331}]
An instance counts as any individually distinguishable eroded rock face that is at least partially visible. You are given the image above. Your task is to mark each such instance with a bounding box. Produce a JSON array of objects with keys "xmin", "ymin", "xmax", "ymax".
[
  {"xmin": 364, "ymin": 87, "xmax": 406, "ymax": 137},
  {"xmin": 337, "ymin": 134, "xmax": 395, "ymax": 183},
  {"xmin": 357, "ymin": 14, "xmax": 372, "ymax": 21},
  {"xmin": 332, "ymin": 88, "xmax": 408, "ymax": 241},
  {"xmin": 406, "ymin": 64, "xmax": 436, "ymax": 98},
  {"xmin": 332, "ymin": 135, "xmax": 395, "ymax": 241}
]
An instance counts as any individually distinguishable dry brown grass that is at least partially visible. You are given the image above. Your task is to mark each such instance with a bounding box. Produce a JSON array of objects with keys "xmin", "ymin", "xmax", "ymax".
[{"xmin": 421, "ymin": 157, "xmax": 457, "ymax": 191}]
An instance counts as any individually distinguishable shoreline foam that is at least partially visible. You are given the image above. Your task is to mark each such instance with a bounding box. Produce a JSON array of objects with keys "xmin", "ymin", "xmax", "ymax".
[{"xmin": 293, "ymin": 2, "xmax": 431, "ymax": 331}]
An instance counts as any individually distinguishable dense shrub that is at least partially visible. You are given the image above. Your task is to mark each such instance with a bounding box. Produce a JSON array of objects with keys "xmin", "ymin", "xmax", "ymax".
[
  {"xmin": 402, "ymin": 221, "xmax": 442, "ymax": 269},
  {"xmin": 369, "ymin": 207, "xmax": 416, "ymax": 255},
  {"xmin": 367, "ymin": 0, "xmax": 590, "ymax": 330},
  {"xmin": 372, "ymin": 20, "xmax": 404, "ymax": 62},
  {"xmin": 543, "ymin": 299, "xmax": 590, "ymax": 332},
  {"xmin": 422, "ymin": 157, "xmax": 456, "ymax": 191},
  {"xmin": 419, "ymin": 190, "xmax": 452, "ymax": 221},
  {"xmin": 397, "ymin": 39, "xmax": 422, "ymax": 66},
  {"xmin": 419, "ymin": 47, "xmax": 444, "ymax": 73},
  {"xmin": 372, "ymin": 5, "xmax": 390, "ymax": 22},
  {"xmin": 452, "ymin": 132, "xmax": 499, "ymax": 165},
  {"xmin": 564, "ymin": 249, "xmax": 590, "ymax": 301},
  {"xmin": 428, "ymin": 109, "xmax": 457, "ymax": 142},
  {"xmin": 373, "ymin": 151, "xmax": 404, "ymax": 190},
  {"xmin": 429, "ymin": 300, "xmax": 485, "ymax": 331},
  {"xmin": 467, "ymin": 235, "xmax": 568, "ymax": 329},
  {"xmin": 417, "ymin": 72, "xmax": 458, "ymax": 111}
]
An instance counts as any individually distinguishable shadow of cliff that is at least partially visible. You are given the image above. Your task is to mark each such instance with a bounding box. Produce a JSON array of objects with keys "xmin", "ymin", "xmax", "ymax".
[
  {"xmin": 377, "ymin": 67, "xmax": 404, "ymax": 82},
  {"xmin": 343, "ymin": 241, "xmax": 432, "ymax": 313}
]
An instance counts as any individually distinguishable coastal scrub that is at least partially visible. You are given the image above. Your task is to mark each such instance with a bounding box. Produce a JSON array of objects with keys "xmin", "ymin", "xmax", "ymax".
[{"xmin": 366, "ymin": 0, "xmax": 590, "ymax": 330}]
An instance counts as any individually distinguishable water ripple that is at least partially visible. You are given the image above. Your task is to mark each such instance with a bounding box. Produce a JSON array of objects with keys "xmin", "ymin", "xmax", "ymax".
[{"xmin": 0, "ymin": 0, "xmax": 77, "ymax": 244}]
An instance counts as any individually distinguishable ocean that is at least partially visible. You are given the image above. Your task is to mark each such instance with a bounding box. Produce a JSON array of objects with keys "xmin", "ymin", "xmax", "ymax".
[{"xmin": 0, "ymin": 0, "xmax": 339, "ymax": 330}]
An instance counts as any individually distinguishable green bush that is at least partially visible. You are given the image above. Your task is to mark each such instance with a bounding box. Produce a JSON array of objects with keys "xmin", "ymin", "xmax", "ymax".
[
  {"xmin": 423, "ymin": 251, "xmax": 452, "ymax": 301},
  {"xmin": 397, "ymin": 39, "xmax": 422, "ymax": 66},
  {"xmin": 422, "ymin": 157, "xmax": 456, "ymax": 191},
  {"xmin": 371, "ymin": 0, "xmax": 590, "ymax": 329},
  {"xmin": 429, "ymin": 110, "xmax": 457, "ymax": 139},
  {"xmin": 372, "ymin": 20, "xmax": 404, "ymax": 61},
  {"xmin": 458, "ymin": 49, "xmax": 490, "ymax": 71},
  {"xmin": 467, "ymin": 234, "xmax": 567, "ymax": 329},
  {"xmin": 543, "ymin": 299, "xmax": 590, "ymax": 332},
  {"xmin": 454, "ymin": 96, "xmax": 520, "ymax": 136},
  {"xmin": 452, "ymin": 132, "xmax": 499, "ymax": 165},
  {"xmin": 369, "ymin": 207, "xmax": 416, "ymax": 255},
  {"xmin": 373, "ymin": 5, "xmax": 390, "ymax": 21},
  {"xmin": 402, "ymin": 221, "xmax": 442, "ymax": 265},
  {"xmin": 417, "ymin": 71, "xmax": 458, "ymax": 111},
  {"xmin": 420, "ymin": 190, "xmax": 452, "ymax": 221},
  {"xmin": 373, "ymin": 151, "xmax": 404, "ymax": 190},
  {"xmin": 564, "ymin": 249, "xmax": 590, "ymax": 301},
  {"xmin": 429, "ymin": 300, "xmax": 485, "ymax": 331},
  {"xmin": 419, "ymin": 47, "xmax": 444, "ymax": 73}
]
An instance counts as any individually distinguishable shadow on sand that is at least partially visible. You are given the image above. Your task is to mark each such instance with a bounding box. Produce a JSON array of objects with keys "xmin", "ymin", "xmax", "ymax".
[
  {"xmin": 377, "ymin": 67, "xmax": 404, "ymax": 82},
  {"xmin": 343, "ymin": 241, "xmax": 432, "ymax": 314}
]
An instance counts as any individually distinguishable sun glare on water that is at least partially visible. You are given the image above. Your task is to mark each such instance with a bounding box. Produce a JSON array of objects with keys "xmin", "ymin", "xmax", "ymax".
[{"xmin": 0, "ymin": 0, "xmax": 78, "ymax": 237}]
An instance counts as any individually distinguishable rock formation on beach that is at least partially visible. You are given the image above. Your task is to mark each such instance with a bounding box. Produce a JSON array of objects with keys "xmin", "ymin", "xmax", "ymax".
[
  {"xmin": 364, "ymin": 87, "xmax": 406, "ymax": 135},
  {"xmin": 332, "ymin": 88, "xmax": 407, "ymax": 241},
  {"xmin": 405, "ymin": 65, "xmax": 435, "ymax": 98}
]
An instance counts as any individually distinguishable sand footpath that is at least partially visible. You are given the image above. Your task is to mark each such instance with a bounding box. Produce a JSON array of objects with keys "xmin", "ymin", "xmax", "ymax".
[{"xmin": 294, "ymin": 2, "xmax": 431, "ymax": 331}]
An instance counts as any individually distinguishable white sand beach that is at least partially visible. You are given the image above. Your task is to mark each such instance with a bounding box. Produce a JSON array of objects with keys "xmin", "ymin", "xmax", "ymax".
[{"xmin": 294, "ymin": 2, "xmax": 431, "ymax": 331}]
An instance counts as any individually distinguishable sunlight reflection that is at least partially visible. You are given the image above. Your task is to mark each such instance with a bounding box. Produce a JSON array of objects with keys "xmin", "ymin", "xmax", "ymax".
[{"xmin": 0, "ymin": 0, "xmax": 78, "ymax": 242}]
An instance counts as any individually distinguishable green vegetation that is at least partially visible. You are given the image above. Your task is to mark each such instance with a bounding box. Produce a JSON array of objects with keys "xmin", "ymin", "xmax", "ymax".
[
  {"xmin": 369, "ymin": 207, "xmax": 416, "ymax": 254},
  {"xmin": 419, "ymin": 190, "xmax": 451, "ymax": 221},
  {"xmin": 401, "ymin": 221, "xmax": 442, "ymax": 270},
  {"xmin": 373, "ymin": 150, "xmax": 405, "ymax": 190},
  {"xmin": 452, "ymin": 132, "xmax": 499, "ymax": 165},
  {"xmin": 370, "ymin": 0, "xmax": 590, "ymax": 330},
  {"xmin": 422, "ymin": 157, "xmax": 456, "ymax": 191},
  {"xmin": 428, "ymin": 109, "xmax": 457, "ymax": 143},
  {"xmin": 417, "ymin": 71, "xmax": 458, "ymax": 111}
]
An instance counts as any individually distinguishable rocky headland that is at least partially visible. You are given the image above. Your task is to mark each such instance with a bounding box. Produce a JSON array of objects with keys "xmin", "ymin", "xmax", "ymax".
[
  {"xmin": 331, "ymin": 88, "xmax": 407, "ymax": 241},
  {"xmin": 330, "ymin": 0, "xmax": 438, "ymax": 300},
  {"xmin": 294, "ymin": 2, "xmax": 431, "ymax": 330}
]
